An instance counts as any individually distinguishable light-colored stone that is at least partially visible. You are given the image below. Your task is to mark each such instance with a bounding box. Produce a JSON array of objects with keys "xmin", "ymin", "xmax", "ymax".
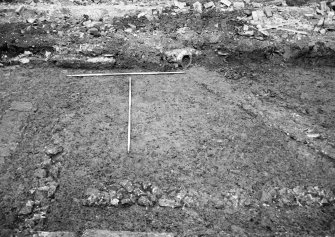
[
  {"xmin": 82, "ymin": 230, "xmax": 174, "ymax": 237},
  {"xmin": 252, "ymin": 10, "xmax": 265, "ymax": 21},
  {"xmin": 233, "ymin": 2, "xmax": 245, "ymax": 9},
  {"xmin": 33, "ymin": 231, "xmax": 76, "ymax": 237},
  {"xmin": 204, "ymin": 1, "xmax": 215, "ymax": 9},
  {"xmin": 174, "ymin": 0, "xmax": 186, "ymax": 9},
  {"xmin": 158, "ymin": 197, "xmax": 181, "ymax": 208},
  {"xmin": 264, "ymin": 7, "xmax": 273, "ymax": 17},
  {"xmin": 193, "ymin": 1, "xmax": 203, "ymax": 13}
]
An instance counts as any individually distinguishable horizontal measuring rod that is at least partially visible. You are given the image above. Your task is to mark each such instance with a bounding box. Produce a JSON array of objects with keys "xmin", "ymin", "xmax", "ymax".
[{"xmin": 67, "ymin": 71, "xmax": 185, "ymax": 77}]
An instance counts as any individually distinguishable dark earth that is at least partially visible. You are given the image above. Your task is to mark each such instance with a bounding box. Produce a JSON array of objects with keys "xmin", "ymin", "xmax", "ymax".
[{"xmin": 0, "ymin": 0, "xmax": 335, "ymax": 236}]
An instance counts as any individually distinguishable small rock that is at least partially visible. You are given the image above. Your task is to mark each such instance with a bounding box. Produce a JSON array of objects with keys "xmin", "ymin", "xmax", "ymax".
[
  {"xmin": 87, "ymin": 27, "xmax": 100, "ymax": 37},
  {"xmin": 251, "ymin": 2, "xmax": 263, "ymax": 7},
  {"xmin": 124, "ymin": 28, "xmax": 133, "ymax": 33},
  {"xmin": 252, "ymin": 10, "xmax": 265, "ymax": 21},
  {"xmin": 57, "ymin": 31, "xmax": 64, "ymax": 37},
  {"xmin": 151, "ymin": 185, "xmax": 163, "ymax": 198},
  {"xmin": 47, "ymin": 182, "xmax": 58, "ymax": 198},
  {"xmin": 175, "ymin": 189, "xmax": 187, "ymax": 202},
  {"xmin": 320, "ymin": 1, "xmax": 330, "ymax": 12},
  {"xmin": 27, "ymin": 18, "xmax": 36, "ymax": 24},
  {"xmin": 120, "ymin": 197, "xmax": 133, "ymax": 206},
  {"xmin": 19, "ymin": 200, "xmax": 34, "ymax": 215},
  {"xmin": 110, "ymin": 198, "xmax": 119, "ymax": 206},
  {"xmin": 204, "ymin": 1, "xmax": 215, "ymax": 9},
  {"xmin": 233, "ymin": 2, "xmax": 245, "ymax": 9},
  {"xmin": 193, "ymin": 1, "xmax": 203, "ymax": 13},
  {"xmin": 320, "ymin": 28, "xmax": 326, "ymax": 34},
  {"xmin": 19, "ymin": 58, "xmax": 30, "ymax": 64},
  {"xmin": 137, "ymin": 196, "xmax": 152, "ymax": 206},
  {"xmin": 128, "ymin": 23, "xmax": 136, "ymax": 30},
  {"xmin": 318, "ymin": 17, "xmax": 325, "ymax": 26},
  {"xmin": 34, "ymin": 168, "xmax": 47, "ymax": 179},
  {"xmin": 45, "ymin": 145, "xmax": 63, "ymax": 157},
  {"xmin": 133, "ymin": 187, "xmax": 145, "ymax": 197},
  {"xmin": 261, "ymin": 188, "xmax": 277, "ymax": 203},
  {"xmin": 15, "ymin": 5, "xmax": 25, "ymax": 14},
  {"xmin": 174, "ymin": 0, "xmax": 187, "ymax": 9},
  {"xmin": 264, "ymin": 7, "xmax": 273, "ymax": 17},
  {"xmin": 158, "ymin": 197, "xmax": 181, "ymax": 208},
  {"xmin": 120, "ymin": 180, "xmax": 134, "ymax": 193},
  {"xmin": 137, "ymin": 12, "xmax": 147, "ymax": 18},
  {"xmin": 221, "ymin": 0, "xmax": 232, "ymax": 7},
  {"xmin": 244, "ymin": 9, "xmax": 252, "ymax": 16}
]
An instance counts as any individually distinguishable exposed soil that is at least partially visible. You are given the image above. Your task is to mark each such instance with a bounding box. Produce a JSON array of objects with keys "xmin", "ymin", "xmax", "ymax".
[{"xmin": 0, "ymin": 1, "xmax": 335, "ymax": 236}]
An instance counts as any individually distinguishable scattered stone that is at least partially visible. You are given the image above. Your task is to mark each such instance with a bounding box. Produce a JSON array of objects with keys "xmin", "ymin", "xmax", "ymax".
[
  {"xmin": 158, "ymin": 197, "xmax": 181, "ymax": 208},
  {"xmin": 45, "ymin": 145, "xmax": 63, "ymax": 157},
  {"xmin": 124, "ymin": 28, "xmax": 133, "ymax": 33},
  {"xmin": 320, "ymin": 28, "xmax": 326, "ymax": 34},
  {"xmin": 19, "ymin": 58, "xmax": 30, "ymax": 64},
  {"xmin": 120, "ymin": 197, "xmax": 133, "ymax": 206},
  {"xmin": 251, "ymin": 2, "xmax": 263, "ymax": 8},
  {"xmin": 220, "ymin": 0, "xmax": 232, "ymax": 7},
  {"xmin": 138, "ymin": 196, "xmax": 152, "ymax": 206},
  {"xmin": 120, "ymin": 180, "xmax": 134, "ymax": 193},
  {"xmin": 306, "ymin": 133, "xmax": 321, "ymax": 138},
  {"xmin": 233, "ymin": 2, "xmax": 245, "ymax": 9},
  {"xmin": 193, "ymin": 1, "xmax": 203, "ymax": 13},
  {"xmin": 260, "ymin": 188, "xmax": 277, "ymax": 203},
  {"xmin": 264, "ymin": 7, "xmax": 273, "ymax": 17},
  {"xmin": 204, "ymin": 1, "xmax": 215, "ymax": 9}
]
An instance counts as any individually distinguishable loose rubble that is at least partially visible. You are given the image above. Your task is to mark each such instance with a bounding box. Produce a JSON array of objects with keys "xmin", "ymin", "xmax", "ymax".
[
  {"xmin": 18, "ymin": 145, "xmax": 64, "ymax": 233},
  {"xmin": 81, "ymin": 180, "xmax": 335, "ymax": 210}
]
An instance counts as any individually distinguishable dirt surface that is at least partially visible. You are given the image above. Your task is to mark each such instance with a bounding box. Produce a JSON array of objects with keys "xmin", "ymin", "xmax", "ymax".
[{"xmin": 0, "ymin": 0, "xmax": 335, "ymax": 236}]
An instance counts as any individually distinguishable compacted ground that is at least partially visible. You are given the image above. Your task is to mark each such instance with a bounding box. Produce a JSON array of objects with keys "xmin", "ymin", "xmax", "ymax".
[{"xmin": 0, "ymin": 0, "xmax": 335, "ymax": 236}]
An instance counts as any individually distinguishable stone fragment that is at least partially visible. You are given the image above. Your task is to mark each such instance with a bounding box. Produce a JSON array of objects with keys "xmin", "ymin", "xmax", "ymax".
[
  {"xmin": 124, "ymin": 28, "xmax": 133, "ymax": 33},
  {"xmin": 317, "ymin": 17, "xmax": 325, "ymax": 26},
  {"xmin": 33, "ymin": 231, "xmax": 76, "ymax": 237},
  {"xmin": 252, "ymin": 10, "xmax": 265, "ymax": 21},
  {"xmin": 158, "ymin": 197, "xmax": 181, "ymax": 208},
  {"xmin": 264, "ymin": 7, "xmax": 273, "ymax": 17},
  {"xmin": 47, "ymin": 182, "xmax": 58, "ymax": 198},
  {"xmin": 151, "ymin": 185, "xmax": 163, "ymax": 198},
  {"xmin": 320, "ymin": 1, "xmax": 330, "ymax": 12},
  {"xmin": 34, "ymin": 168, "xmax": 47, "ymax": 179},
  {"xmin": 233, "ymin": 2, "xmax": 245, "ymax": 9},
  {"xmin": 174, "ymin": 0, "xmax": 186, "ymax": 9},
  {"xmin": 27, "ymin": 18, "xmax": 36, "ymax": 24},
  {"xmin": 120, "ymin": 197, "xmax": 133, "ymax": 206},
  {"xmin": 110, "ymin": 198, "xmax": 119, "ymax": 206},
  {"xmin": 204, "ymin": 1, "xmax": 215, "ymax": 9},
  {"xmin": 19, "ymin": 200, "xmax": 34, "ymax": 215},
  {"xmin": 251, "ymin": 2, "xmax": 263, "ymax": 7},
  {"xmin": 193, "ymin": 1, "xmax": 203, "ymax": 13},
  {"xmin": 320, "ymin": 28, "xmax": 326, "ymax": 34},
  {"xmin": 87, "ymin": 27, "xmax": 100, "ymax": 37},
  {"xmin": 120, "ymin": 180, "xmax": 134, "ymax": 193},
  {"xmin": 45, "ymin": 145, "xmax": 63, "ymax": 157},
  {"xmin": 138, "ymin": 196, "xmax": 152, "ymax": 206},
  {"xmin": 133, "ymin": 187, "xmax": 145, "ymax": 197},
  {"xmin": 220, "ymin": 0, "xmax": 231, "ymax": 7}
]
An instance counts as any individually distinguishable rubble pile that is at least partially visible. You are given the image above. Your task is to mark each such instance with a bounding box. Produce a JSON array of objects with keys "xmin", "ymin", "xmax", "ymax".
[
  {"xmin": 82, "ymin": 180, "xmax": 335, "ymax": 211},
  {"xmin": 17, "ymin": 145, "xmax": 64, "ymax": 233},
  {"xmin": 261, "ymin": 186, "xmax": 335, "ymax": 207}
]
